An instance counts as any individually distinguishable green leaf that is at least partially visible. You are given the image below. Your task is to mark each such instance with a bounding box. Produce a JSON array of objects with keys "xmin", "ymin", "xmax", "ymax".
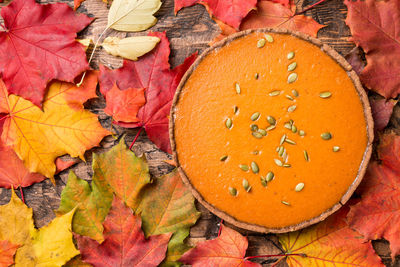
[{"xmin": 137, "ymin": 169, "xmax": 200, "ymax": 265}]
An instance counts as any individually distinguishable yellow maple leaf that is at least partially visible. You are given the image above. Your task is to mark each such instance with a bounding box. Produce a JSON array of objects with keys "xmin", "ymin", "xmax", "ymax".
[
  {"xmin": 0, "ymin": 190, "xmax": 79, "ymax": 267},
  {"xmin": 0, "ymin": 72, "xmax": 111, "ymax": 181}
]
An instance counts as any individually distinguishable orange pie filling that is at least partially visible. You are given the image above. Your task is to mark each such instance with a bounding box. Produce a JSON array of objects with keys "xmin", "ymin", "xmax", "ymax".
[{"xmin": 173, "ymin": 32, "xmax": 369, "ymax": 229}]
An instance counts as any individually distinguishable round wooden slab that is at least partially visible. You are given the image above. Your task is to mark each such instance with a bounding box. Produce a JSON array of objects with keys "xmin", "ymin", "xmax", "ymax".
[{"xmin": 169, "ymin": 28, "xmax": 374, "ymax": 233}]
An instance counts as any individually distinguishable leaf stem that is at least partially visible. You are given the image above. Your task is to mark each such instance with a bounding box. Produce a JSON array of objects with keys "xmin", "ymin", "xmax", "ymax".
[
  {"xmin": 129, "ymin": 127, "xmax": 143, "ymax": 150},
  {"xmin": 245, "ymin": 253, "xmax": 305, "ymax": 260},
  {"xmin": 77, "ymin": 27, "xmax": 109, "ymax": 87},
  {"xmin": 294, "ymin": 0, "xmax": 328, "ymax": 16},
  {"xmin": 217, "ymin": 219, "xmax": 224, "ymax": 236},
  {"xmin": 19, "ymin": 187, "xmax": 25, "ymax": 203}
]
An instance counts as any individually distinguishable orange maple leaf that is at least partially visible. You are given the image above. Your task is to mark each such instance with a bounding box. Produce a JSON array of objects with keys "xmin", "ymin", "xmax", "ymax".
[{"xmin": 0, "ymin": 72, "xmax": 110, "ymax": 181}]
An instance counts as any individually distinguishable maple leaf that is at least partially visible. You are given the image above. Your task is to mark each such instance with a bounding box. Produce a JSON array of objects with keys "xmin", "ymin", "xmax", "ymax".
[
  {"xmin": 240, "ymin": 0, "xmax": 325, "ymax": 37},
  {"xmin": 0, "ymin": 0, "xmax": 92, "ymax": 107},
  {"xmin": 180, "ymin": 224, "xmax": 261, "ymax": 267},
  {"xmin": 344, "ymin": 0, "xmax": 400, "ymax": 98},
  {"xmin": 370, "ymin": 96, "xmax": 397, "ymax": 132},
  {"xmin": 0, "ymin": 189, "xmax": 79, "ymax": 266},
  {"xmin": 345, "ymin": 47, "xmax": 365, "ymax": 76},
  {"xmin": 77, "ymin": 197, "xmax": 172, "ymax": 267},
  {"xmin": 278, "ymin": 206, "xmax": 383, "ymax": 266},
  {"xmin": 0, "ymin": 240, "xmax": 19, "ymax": 267},
  {"xmin": 99, "ymin": 32, "xmax": 197, "ymax": 153},
  {"xmin": 65, "ymin": 256, "xmax": 93, "ymax": 267},
  {"xmin": 0, "ymin": 72, "xmax": 110, "ymax": 181},
  {"xmin": 174, "ymin": 0, "xmax": 257, "ymax": 30},
  {"xmin": 58, "ymin": 138, "xmax": 151, "ymax": 242},
  {"xmin": 137, "ymin": 169, "xmax": 201, "ymax": 265},
  {"xmin": 103, "ymin": 84, "xmax": 146, "ymax": 123},
  {"xmin": 347, "ymin": 133, "xmax": 400, "ymax": 259}
]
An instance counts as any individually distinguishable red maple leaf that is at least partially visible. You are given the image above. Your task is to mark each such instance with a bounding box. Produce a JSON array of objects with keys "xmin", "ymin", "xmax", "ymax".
[
  {"xmin": 174, "ymin": 0, "xmax": 257, "ymax": 30},
  {"xmin": 99, "ymin": 32, "xmax": 197, "ymax": 153},
  {"xmin": 77, "ymin": 197, "xmax": 171, "ymax": 267},
  {"xmin": 180, "ymin": 224, "xmax": 261, "ymax": 267},
  {"xmin": 369, "ymin": 96, "xmax": 397, "ymax": 132},
  {"xmin": 347, "ymin": 133, "xmax": 400, "ymax": 259},
  {"xmin": 344, "ymin": 0, "xmax": 400, "ymax": 99},
  {"xmin": 0, "ymin": 0, "xmax": 93, "ymax": 107}
]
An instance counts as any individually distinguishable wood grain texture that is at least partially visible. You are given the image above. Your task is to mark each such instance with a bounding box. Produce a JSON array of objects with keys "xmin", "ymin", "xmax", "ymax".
[{"xmin": 0, "ymin": 0, "xmax": 398, "ymax": 266}]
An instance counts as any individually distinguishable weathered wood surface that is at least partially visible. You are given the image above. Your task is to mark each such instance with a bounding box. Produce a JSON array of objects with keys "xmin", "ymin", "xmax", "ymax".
[{"xmin": 0, "ymin": 0, "xmax": 399, "ymax": 266}]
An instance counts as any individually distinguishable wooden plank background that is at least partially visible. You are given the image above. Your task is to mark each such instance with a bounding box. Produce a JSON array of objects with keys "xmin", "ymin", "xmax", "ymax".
[{"xmin": 0, "ymin": 0, "xmax": 399, "ymax": 266}]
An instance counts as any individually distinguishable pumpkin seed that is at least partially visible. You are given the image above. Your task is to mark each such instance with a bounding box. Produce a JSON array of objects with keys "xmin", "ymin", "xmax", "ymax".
[
  {"xmin": 303, "ymin": 150, "xmax": 309, "ymax": 161},
  {"xmin": 250, "ymin": 124, "xmax": 259, "ymax": 132},
  {"xmin": 225, "ymin": 118, "xmax": 232, "ymax": 129},
  {"xmin": 274, "ymin": 159, "xmax": 283, "ymax": 166},
  {"xmin": 299, "ymin": 130, "xmax": 305, "ymax": 136},
  {"xmin": 252, "ymin": 132, "xmax": 263, "ymax": 139},
  {"xmin": 255, "ymin": 73, "xmax": 259, "ymax": 79},
  {"xmin": 287, "ymin": 51, "xmax": 295, "ymax": 60},
  {"xmin": 239, "ymin": 164, "xmax": 249, "ymax": 171},
  {"xmin": 319, "ymin": 91, "xmax": 332, "ymax": 98},
  {"xmin": 282, "ymin": 150, "xmax": 287, "ymax": 162},
  {"xmin": 295, "ymin": 182, "xmax": 305, "ymax": 192},
  {"xmin": 287, "ymin": 73, "xmax": 298, "ymax": 83},
  {"xmin": 283, "ymin": 164, "xmax": 291, "ymax": 168},
  {"xmin": 321, "ymin": 132, "xmax": 332, "ymax": 140},
  {"xmin": 280, "ymin": 134, "xmax": 286, "ymax": 145},
  {"xmin": 265, "ymin": 34, "xmax": 274, "ymax": 43},
  {"xmin": 235, "ymin": 83, "xmax": 241, "ymax": 94},
  {"xmin": 281, "ymin": 200, "xmax": 290, "ymax": 206},
  {"xmin": 243, "ymin": 179, "xmax": 251, "ymax": 192},
  {"xmin": 266, "ymin": 125, "xmax": 276, "ymax": 131},
  {"xmin": 286, "ymin": 95, "xmax": 294, "ymax": 101},
  {"xmin": 267, "ymin": 116, "xmax": 276, "ymax": 125},
  {"xmin": 292, "ymin": 89, "xmax": 299, "ymax": 97},
  {"xmin": 260, "ymin": 177, "xmax": 267, "ymax": 187},
  {"xmin": 258, "ymin": 129, "xmax": 267, "ymax": 136},
  {"xmin": 229, "ymin": 187, "xmax": 237, "ymax": 196},
  {"xmin": 234, "ymin": 106, "xmax": 238, "ymax": 114},
  {"xmin": 333, "ymin": 146, "xmax": 340, "ymax": 152},
  {"xmin": 291, "ymin": 125, "xmax": 297, "ymax": 133},
  {"xmin": 266, "ymin": 171, "xmax": 274, "ymax": 182},
  {"xmin": 278, "ymin": 146, "xmax": 284, "ymax": 157},
  {"xmin": 220, "ymin": 155, "xmax": 228, "ymax": 161},
  {"xmin": 257, "ymin": 38, "xmax": 266, "ymax": 48},
  {"xmin": 251, "ymin": 150, "xmax": 260, "ymax": 155},
  {"xmin": 284, "ymin": 122, "xmax": 292, "ymax": 130},
  {"xmin": 285, "ymin": 138, "xmax": 296, "ymax": 145},
  {"xmin": 288, "ymin": 62, "xmax": 297, "ymax": 71},
  {"xmin": 289, "ymin": 119, "xmax": 294, "ymax": 125},
  {"xmin": 251, "ymin": 161, "xmax": 259, "ymax": 173},
  {"xmin": 251, "ymin": 112, "xmax": 260, "ymax": 121},
  {"xmin": 269, "ymin": 90, "xmax": 281, "ymax": 96},
  {"xmin": 288, "ymin": 105, "xmax": 297, "ymax": 112}
]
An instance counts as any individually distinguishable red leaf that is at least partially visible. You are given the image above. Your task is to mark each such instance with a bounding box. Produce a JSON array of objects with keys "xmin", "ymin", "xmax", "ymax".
[
  {"xmin": 103, "ymin": 84, "xmax": 146, "ymax": 124},
  {"xmin": 240, "ymin": 0, "xmax": 325, "ymax": 37},
  {"xmin": 55, "ymin": 157, "xmax": 80, "ymax": 174},
  {"xmin": 77, "ymin": 197, "xmax": 171, "ymax": 267},
  {"xmin": 344, "ymin": 0, "xmax": 400, "ymax": 98},
  {"xmin": 0, "ymin": 0, "xmax": 92, "ymax": 107},
  {"xmin": 370, "ymin": 96, "xmax": 397, "ymax": 132},
  {"xmin": 345, "ymin": 47, "xmax": 365, "ymax": 76},
  {"xmin": 180, "ymin": 224, "xmax": 261, "ymax": 267},
  {"xmin": 270, "ymin": 0, "xmax": 290, "ymax": 8},
  {"xmin": 174, "ymin": 0, "xmax": 257, "ymax": 29},
  {"xmin": 0, "ymin": 240, "xmax": 19, "ymax": 267},
  {"xmin": 99, "ymin": 32, "xmax": 197, "ymax": 153},
  {"xmin": 347, "ymin": 133, "xmax": 400, "ymax": 259}
]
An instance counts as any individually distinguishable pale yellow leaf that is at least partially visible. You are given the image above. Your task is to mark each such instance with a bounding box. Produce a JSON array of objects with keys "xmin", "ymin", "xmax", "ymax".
[
  {"xmin": 102, "ymin": 36, "xmax": 160, "ymax": 60},
  {"xmin": 77, "ymin": 38, "xmax": 93, "ymax": 51},
  {"xmin": 107, "ymin": 0, "xmax": 161, "ymax": 32}
]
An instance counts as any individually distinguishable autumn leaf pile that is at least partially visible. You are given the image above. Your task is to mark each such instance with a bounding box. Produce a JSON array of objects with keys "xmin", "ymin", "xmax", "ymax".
[{"xmin": 0, "ymin": 0, "xmax": 399, "ymax": 265}]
